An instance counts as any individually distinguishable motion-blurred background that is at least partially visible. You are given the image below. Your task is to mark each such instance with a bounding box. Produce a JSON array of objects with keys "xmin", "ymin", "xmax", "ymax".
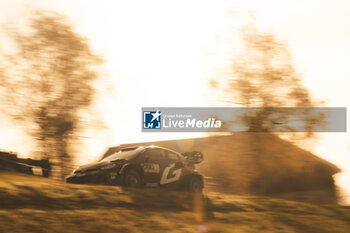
[{"xmin": 0, "ymin": 0, "xmax": 349, "ymax": 204}]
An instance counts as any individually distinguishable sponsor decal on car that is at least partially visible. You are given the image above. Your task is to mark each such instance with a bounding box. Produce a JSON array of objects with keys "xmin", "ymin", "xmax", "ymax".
[
  {"xmin": 160, "ymin": 164, "xmax": 182, "ymax": 185},
  {"xmin": 142, "ymin": 163, "xmax": 160, "ymax": 173}
]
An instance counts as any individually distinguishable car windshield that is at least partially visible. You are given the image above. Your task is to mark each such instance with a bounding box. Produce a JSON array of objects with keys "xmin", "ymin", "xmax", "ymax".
[{"xmin": 101, "ymin": 148, "xmax": 142, "ymax": 162}]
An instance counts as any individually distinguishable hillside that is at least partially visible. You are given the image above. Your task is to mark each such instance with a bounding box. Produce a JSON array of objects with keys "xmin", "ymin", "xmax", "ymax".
[{"xmin": 1, "ymin": 172, "xmax": 350, "ymax": 233}]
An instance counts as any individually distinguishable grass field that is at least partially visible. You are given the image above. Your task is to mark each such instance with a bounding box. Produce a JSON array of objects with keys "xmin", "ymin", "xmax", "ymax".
[{"xmin": 1, "ymin": 172, "xmax": 350, "ymax": 233}]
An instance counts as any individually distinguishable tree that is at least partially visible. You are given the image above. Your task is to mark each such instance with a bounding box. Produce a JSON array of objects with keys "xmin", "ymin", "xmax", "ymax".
[
  {"xmin": 0, "ymin": 11, "xmax": 105, "ymax": 178},
  {"xmin": 211, "ymin": 23, "xmax": 324, "ymax": 134}
]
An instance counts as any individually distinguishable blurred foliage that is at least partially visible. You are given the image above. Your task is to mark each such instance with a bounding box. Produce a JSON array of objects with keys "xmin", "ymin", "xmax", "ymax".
[
  {"xmin": 0, "ymin": 172, "xmax": 350, "ymax": 233},
  {"xmin": 0, "ymin": 11, "xmax": 105, "ymax": 179},
  {"xmin": 211, "ymin": 23, "xmax": 325, "ymax": 136}
]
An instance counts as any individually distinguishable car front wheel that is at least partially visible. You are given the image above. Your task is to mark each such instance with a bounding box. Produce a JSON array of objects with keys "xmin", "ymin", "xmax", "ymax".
[{"xmin": 124, "ymin": 169, "xmax": 142, "ymax": 188}]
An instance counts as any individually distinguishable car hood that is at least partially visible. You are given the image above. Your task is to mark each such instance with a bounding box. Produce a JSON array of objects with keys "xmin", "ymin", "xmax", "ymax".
[
  {"xmin": 75, "ymin": 159, "xmax": 126, "ymax": 173},
  {"xmin": 75, "ymin": 161, "xmax": 107, "ymax": 172}
]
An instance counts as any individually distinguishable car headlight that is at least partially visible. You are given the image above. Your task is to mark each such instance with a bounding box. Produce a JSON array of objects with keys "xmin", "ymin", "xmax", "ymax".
[{"xmin": 101, "ymin": 163, "xmax": 117, "ymax": 170}]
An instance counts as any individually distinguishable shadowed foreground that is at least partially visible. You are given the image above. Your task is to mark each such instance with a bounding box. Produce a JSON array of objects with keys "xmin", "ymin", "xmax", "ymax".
[{"xmin": 0, "ymin": 172, "xmax": 349, "ymax": 233}]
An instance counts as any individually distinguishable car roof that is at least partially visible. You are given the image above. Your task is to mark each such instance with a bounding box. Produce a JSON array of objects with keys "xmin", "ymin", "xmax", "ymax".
[
  {"xmin": 132, "ymin": 145, "xmax": 183, "ymax": 157},
  {"xmin": 101, "ymin": 145, "xmax": 184, "ymax": 160}
]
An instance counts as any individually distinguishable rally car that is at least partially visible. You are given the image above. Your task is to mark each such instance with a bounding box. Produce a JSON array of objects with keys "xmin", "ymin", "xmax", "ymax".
[{"xmin": 66, "ymin": 146, "xmax": 204, "ymax": 192}]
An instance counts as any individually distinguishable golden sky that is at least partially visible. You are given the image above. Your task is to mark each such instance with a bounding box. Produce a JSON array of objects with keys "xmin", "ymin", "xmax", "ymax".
[{"xmin": 0, "ymin": 0, "xmax": 349, "ymax": 202}]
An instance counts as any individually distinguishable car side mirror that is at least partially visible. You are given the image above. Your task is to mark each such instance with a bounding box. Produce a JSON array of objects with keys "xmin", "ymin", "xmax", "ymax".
[{"xmin": 175, "ymin": 161, "xmax": 184, "ymax": 168}]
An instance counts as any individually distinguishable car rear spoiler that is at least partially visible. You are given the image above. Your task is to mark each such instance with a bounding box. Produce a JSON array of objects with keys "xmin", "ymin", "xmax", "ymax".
[{"xmin": 181, "ymin": 151, "xmax": 204, "ymax": 164}]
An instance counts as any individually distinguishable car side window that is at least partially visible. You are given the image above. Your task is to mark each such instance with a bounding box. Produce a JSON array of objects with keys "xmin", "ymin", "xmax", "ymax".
[
  {"xmin": 141, "ymin": 149, "xmax": 165, "ymax": 163},
  {"xmin": 166, "ymin": 151, "xmax": 180, "ymax": 164}
]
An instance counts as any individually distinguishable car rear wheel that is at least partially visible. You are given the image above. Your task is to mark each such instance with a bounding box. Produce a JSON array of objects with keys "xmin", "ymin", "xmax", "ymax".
[
  {"xmin": 124, "ymin": 169, "xmax": 142, "ymax": 188},
  {"xmin": 189, "ymin": 176, "xmax": 203, "ymax": 193}
]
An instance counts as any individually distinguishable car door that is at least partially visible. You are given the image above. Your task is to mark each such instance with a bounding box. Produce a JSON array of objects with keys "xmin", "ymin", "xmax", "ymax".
[
  {"xmin": 159, "ymin": 150, "xmax": 183, "ymax": 185},
  {"xmin": 139, "ymin": 148, "xmax": 166, "ymax": 184}
]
